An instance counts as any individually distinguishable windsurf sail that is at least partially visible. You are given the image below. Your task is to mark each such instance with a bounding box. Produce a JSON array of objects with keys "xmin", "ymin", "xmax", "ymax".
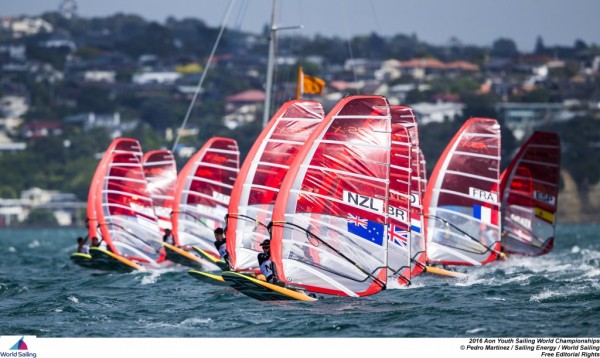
[
  {"xmin": 500, "ymin": 131, "xmax": 560, "ymax": 256},
  {"xmin": 391, "ymin": 106, "xmax": 427, "ymax": 278},
  {"xmin": 423, "ymin": 118, "xmax": 502, "ymax": 266},
  {"xmin": 142, "ymin": 150, "xmax": 177, "ymax": 232},
  {"xmin": 387, "ymin": 115, "xmax": 412, "ymax": 285},
  {"xmin": 226, "ymin": 100, "xmax": 324, "ymax": 272},
  {"xmin": 88, "ymin": 139, "xmax": 142, "ymax": 241},
  {"xmin": 270, "ymin": 95, "xmax": 392, "ymax": 297},
  {"xmin": 95, "ymin": 138, "xmax": 165, "ymax": 265},
  {"xmin": 171, "ymin": 137, "xmax": 240, "ymax": 255}
]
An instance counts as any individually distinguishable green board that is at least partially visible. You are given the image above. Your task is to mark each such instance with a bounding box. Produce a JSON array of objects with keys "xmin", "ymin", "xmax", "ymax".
[{"xmin": 221, "ymin": 271, "xmax": 316, "ymax": 301}]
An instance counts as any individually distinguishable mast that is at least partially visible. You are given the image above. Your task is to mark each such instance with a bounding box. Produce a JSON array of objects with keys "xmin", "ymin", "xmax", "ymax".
[
  {"xmin": 262, "ymin": 0, "xmax": 279, "ymax": 128},
  {"xmin": 262, "ymin": 0, "xmax": 302, "ymax": 127}
]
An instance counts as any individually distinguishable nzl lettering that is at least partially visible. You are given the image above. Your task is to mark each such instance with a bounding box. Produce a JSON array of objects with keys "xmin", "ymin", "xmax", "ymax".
[
  {"xmin": 343, "ymin": 190, "xmax": 384, "ymax": 213},
  {"xmin": 469, "ymin": 187, "xmax": 498, "ymax": 204}
]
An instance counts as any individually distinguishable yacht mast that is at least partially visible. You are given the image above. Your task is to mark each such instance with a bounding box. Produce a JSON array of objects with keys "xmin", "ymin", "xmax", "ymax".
[
  {"xmin": 262, "ymin": 0, "xmax": 301, "ymax": 127},
  {"xmin": 262, "ymin": 0, "xmax": 279, "ymax": 128}
]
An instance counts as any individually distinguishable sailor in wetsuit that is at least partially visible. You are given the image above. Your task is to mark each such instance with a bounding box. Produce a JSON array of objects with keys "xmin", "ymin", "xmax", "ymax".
[
  {"xmin": 257, "ymin": 239, "xmax": 281, "ymax": 285},
  {"xmin": 213, "ymin": 227, "xmax": 229, "ymax": 260}
]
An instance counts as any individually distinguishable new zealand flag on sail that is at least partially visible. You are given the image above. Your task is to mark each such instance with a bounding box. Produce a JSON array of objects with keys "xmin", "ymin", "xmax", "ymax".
[{"xmin": 346, "ymin": 213, "xmax": 384, "ymax": 246}]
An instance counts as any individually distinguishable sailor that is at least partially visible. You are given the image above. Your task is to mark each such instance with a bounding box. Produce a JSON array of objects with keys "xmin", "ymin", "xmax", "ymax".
[
  {"xmin": 90, "ymin": 237, "xmax": 100, "ymax": 248},
  {"xmin": 162, "ymin": 228, "xmax": 175, "ymax": 245},
  {"xmin": 77, "ymin": 236, "xmax": 90, "ymax": 254},
  {"xmin": 213, "ymin": 227, "xmax": 228, "ymax": 259},
  {"xmin": 257, "ymin": 239, "xmax": 282, "ymax": 285}
]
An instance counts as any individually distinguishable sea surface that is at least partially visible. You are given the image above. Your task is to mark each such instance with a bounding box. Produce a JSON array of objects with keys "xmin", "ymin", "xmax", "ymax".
[{"xmin": 0, "ymin": 224, "xmax": 599, "ymax": 338}]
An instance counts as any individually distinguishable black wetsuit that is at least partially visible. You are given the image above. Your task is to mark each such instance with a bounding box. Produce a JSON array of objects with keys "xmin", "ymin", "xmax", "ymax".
[{"xmin": 257, "ymin": 252, "xmax": 275, "ymax": 283}]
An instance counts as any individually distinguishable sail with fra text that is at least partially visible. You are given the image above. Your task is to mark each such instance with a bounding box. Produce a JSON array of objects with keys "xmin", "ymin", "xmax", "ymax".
[{"xmin": 424, "ymin": 118, "xmax": 502, "ymax": 266}]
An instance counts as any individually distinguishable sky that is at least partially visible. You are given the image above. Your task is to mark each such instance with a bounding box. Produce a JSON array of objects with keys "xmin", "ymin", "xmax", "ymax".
[{"xmin": 3, "ymin": 0, "xmax": 600, "ymax": 52}]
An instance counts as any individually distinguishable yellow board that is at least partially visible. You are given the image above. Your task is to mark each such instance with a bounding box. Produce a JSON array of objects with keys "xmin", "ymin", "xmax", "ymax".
[
  {"xmin": 70, "ymin": 252, "xmax": 95, "ymax": 269},
  {"xmin": 188, "ymin": 270, "xmax": 230, "ymax": 286},
  {"xmin": 221, "ymin": 271, "xmax": 317, "ymax": 301},
  {"xmin": 163, "ymin": 242, "xmax": 204, "ymax": 269},
  {"xmin": 89, "ymin": 247, "xmax": 143, "ymax": 272},
  {"xmin": 425, "ymin": 265, "xmax": 467, "ymax": 278}
]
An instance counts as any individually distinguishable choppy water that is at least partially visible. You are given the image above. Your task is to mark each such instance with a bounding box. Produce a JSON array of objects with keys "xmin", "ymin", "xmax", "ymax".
[{"xmin": 0, "ymin": 225, "xmax": 598, "ymax": 338}]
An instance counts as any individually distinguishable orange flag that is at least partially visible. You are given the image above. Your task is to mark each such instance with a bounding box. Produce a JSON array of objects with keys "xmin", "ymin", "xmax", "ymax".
[{"xmin": 297, "ymin": 67, "xmax": 325, "ymax": 98}]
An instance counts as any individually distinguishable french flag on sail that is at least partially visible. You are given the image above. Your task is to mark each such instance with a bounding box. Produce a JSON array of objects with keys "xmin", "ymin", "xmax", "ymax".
[{"xmin": 473, "ymin": 204, "xmax": 499, "ymax": 225}]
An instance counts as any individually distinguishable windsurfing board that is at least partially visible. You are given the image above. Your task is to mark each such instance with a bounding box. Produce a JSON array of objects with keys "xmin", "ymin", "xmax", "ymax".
[
  {"xmin": 163, "ymin": 242, "xmax": 204, "ymax": 269},
  {"xmin": 425, "ymin": 265, "xmax": 467, "ymax": 278},
  {"xmin": 192, "ymin": 247, "xmax": 230, "ymax": 271},
  {"xmin": 70, "ymin": 252, "xmax": 96, "ymax": 269},
  {"xmin": 188, "ymin": 270, "xmax": 230, "ymax": 286},
  {"xmin": 89, "ymin": 247, "xmax": 142, "ymax": 272},
  {"xmin": 221, "ymin": 271, "xmax": 317, "ymax": 301}
]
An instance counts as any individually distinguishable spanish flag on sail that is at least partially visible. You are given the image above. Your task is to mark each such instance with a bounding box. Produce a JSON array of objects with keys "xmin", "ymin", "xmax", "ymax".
[{"xmin": 297, "ymin": 66, "xmax": 325, "ymax": 99}]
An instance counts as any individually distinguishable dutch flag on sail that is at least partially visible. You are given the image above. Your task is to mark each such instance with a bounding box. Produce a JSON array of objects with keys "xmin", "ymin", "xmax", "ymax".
[
  {"xmin": 409, "ymin": 209, "xmax": 422, "ymax": 233},
  {"xmin": 473, "ymin": 204, "xmax": 498, "ymax": 225}
]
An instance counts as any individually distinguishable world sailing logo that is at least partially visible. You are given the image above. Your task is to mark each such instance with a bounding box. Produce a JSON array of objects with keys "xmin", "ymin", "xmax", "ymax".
[
  {"xmin": 10, "ymin": 337, "xmax": 27, "ymax": 350},
  {"xmin": 0, "ymin": 336, "xmax": 37, "ymax": 358}
]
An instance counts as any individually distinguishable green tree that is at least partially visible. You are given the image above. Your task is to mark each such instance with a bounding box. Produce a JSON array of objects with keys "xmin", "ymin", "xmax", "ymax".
[
  {"xmin": 21, "ymin": 208, "xmax": 59, "ymax": 227},
  {"xmin": 490, "ymin": 38, "xmax": 519, "ymax": 58},
  {"xmin": 534, "ymin": 36, "xmax": 546, "ymax": 55}
]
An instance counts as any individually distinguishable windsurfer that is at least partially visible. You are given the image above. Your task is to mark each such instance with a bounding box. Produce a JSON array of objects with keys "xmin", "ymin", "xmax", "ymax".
[
  {"xmin": 163, "ymin": 228, "xmax": 174, "ymax": 245},
  {"xmin": 91, "ymin": 237, "xmax": 100, "ymax": 247},
  {"xmin": 213, "ymin": 227, "xmax": 227, "ymax": 258},
  {"xmin": 257, "ymin": 239, "xmax": 284, "ymax": 286},
  {"xmin": 77, "ymin": 236, "xmax": 90, "ymax": 254}
]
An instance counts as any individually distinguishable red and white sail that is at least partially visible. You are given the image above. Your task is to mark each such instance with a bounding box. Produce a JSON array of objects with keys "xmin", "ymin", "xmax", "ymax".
[
  {"xmin": 271, "ymin": 95, "xmax": 392, "ymax": 297},
  {"xmin": 88, "ymin": 139, "xmax": 141, "ymax": 241},
  {"xmin": 142, "ymin": 150, "xmax": 177, "ymax": 232},
  {"xmin": 391, "ymin": 106, "xmax": 426, "ymax": 278},
  {"xmin": 500, "ymin": 131, "xmax": 560, "ymax": 256},
  {"xmin": 95, "ymin": 138, "xmax": 165, "ymax": 265},
  {"xmin": 171, "ymin": 137, "xmax": 239, "ymax": 255},
  {"xmin": 424, "ymin": 118, "xmax": 501, "ymax": 266},
  {"xmin": 388, "ymin": 116, "xmax": 412, "ymax": 285},
  {"xmin": 226, "ymin": 100, "xmax": 324, "ymax": 272}
]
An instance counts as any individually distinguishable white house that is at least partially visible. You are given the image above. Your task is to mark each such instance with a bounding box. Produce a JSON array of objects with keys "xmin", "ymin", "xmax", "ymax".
[
  {"xmin": 411, "ymin": 101, "xmax": 464, "ymax": 125},
  {"xmin": 2, "ymin": 17, "xmax": 53, "ymax": 38},
  {"xmin": 84, "ymin": 70, "xmax": 116, "ymax": 83},
  {"xmin": 0, "ymin": 95, "xmax": 28, "ymax": 119},
  {"xmin": 132, "ymin": 71, "xmax": 181, "ymax": 85}
]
